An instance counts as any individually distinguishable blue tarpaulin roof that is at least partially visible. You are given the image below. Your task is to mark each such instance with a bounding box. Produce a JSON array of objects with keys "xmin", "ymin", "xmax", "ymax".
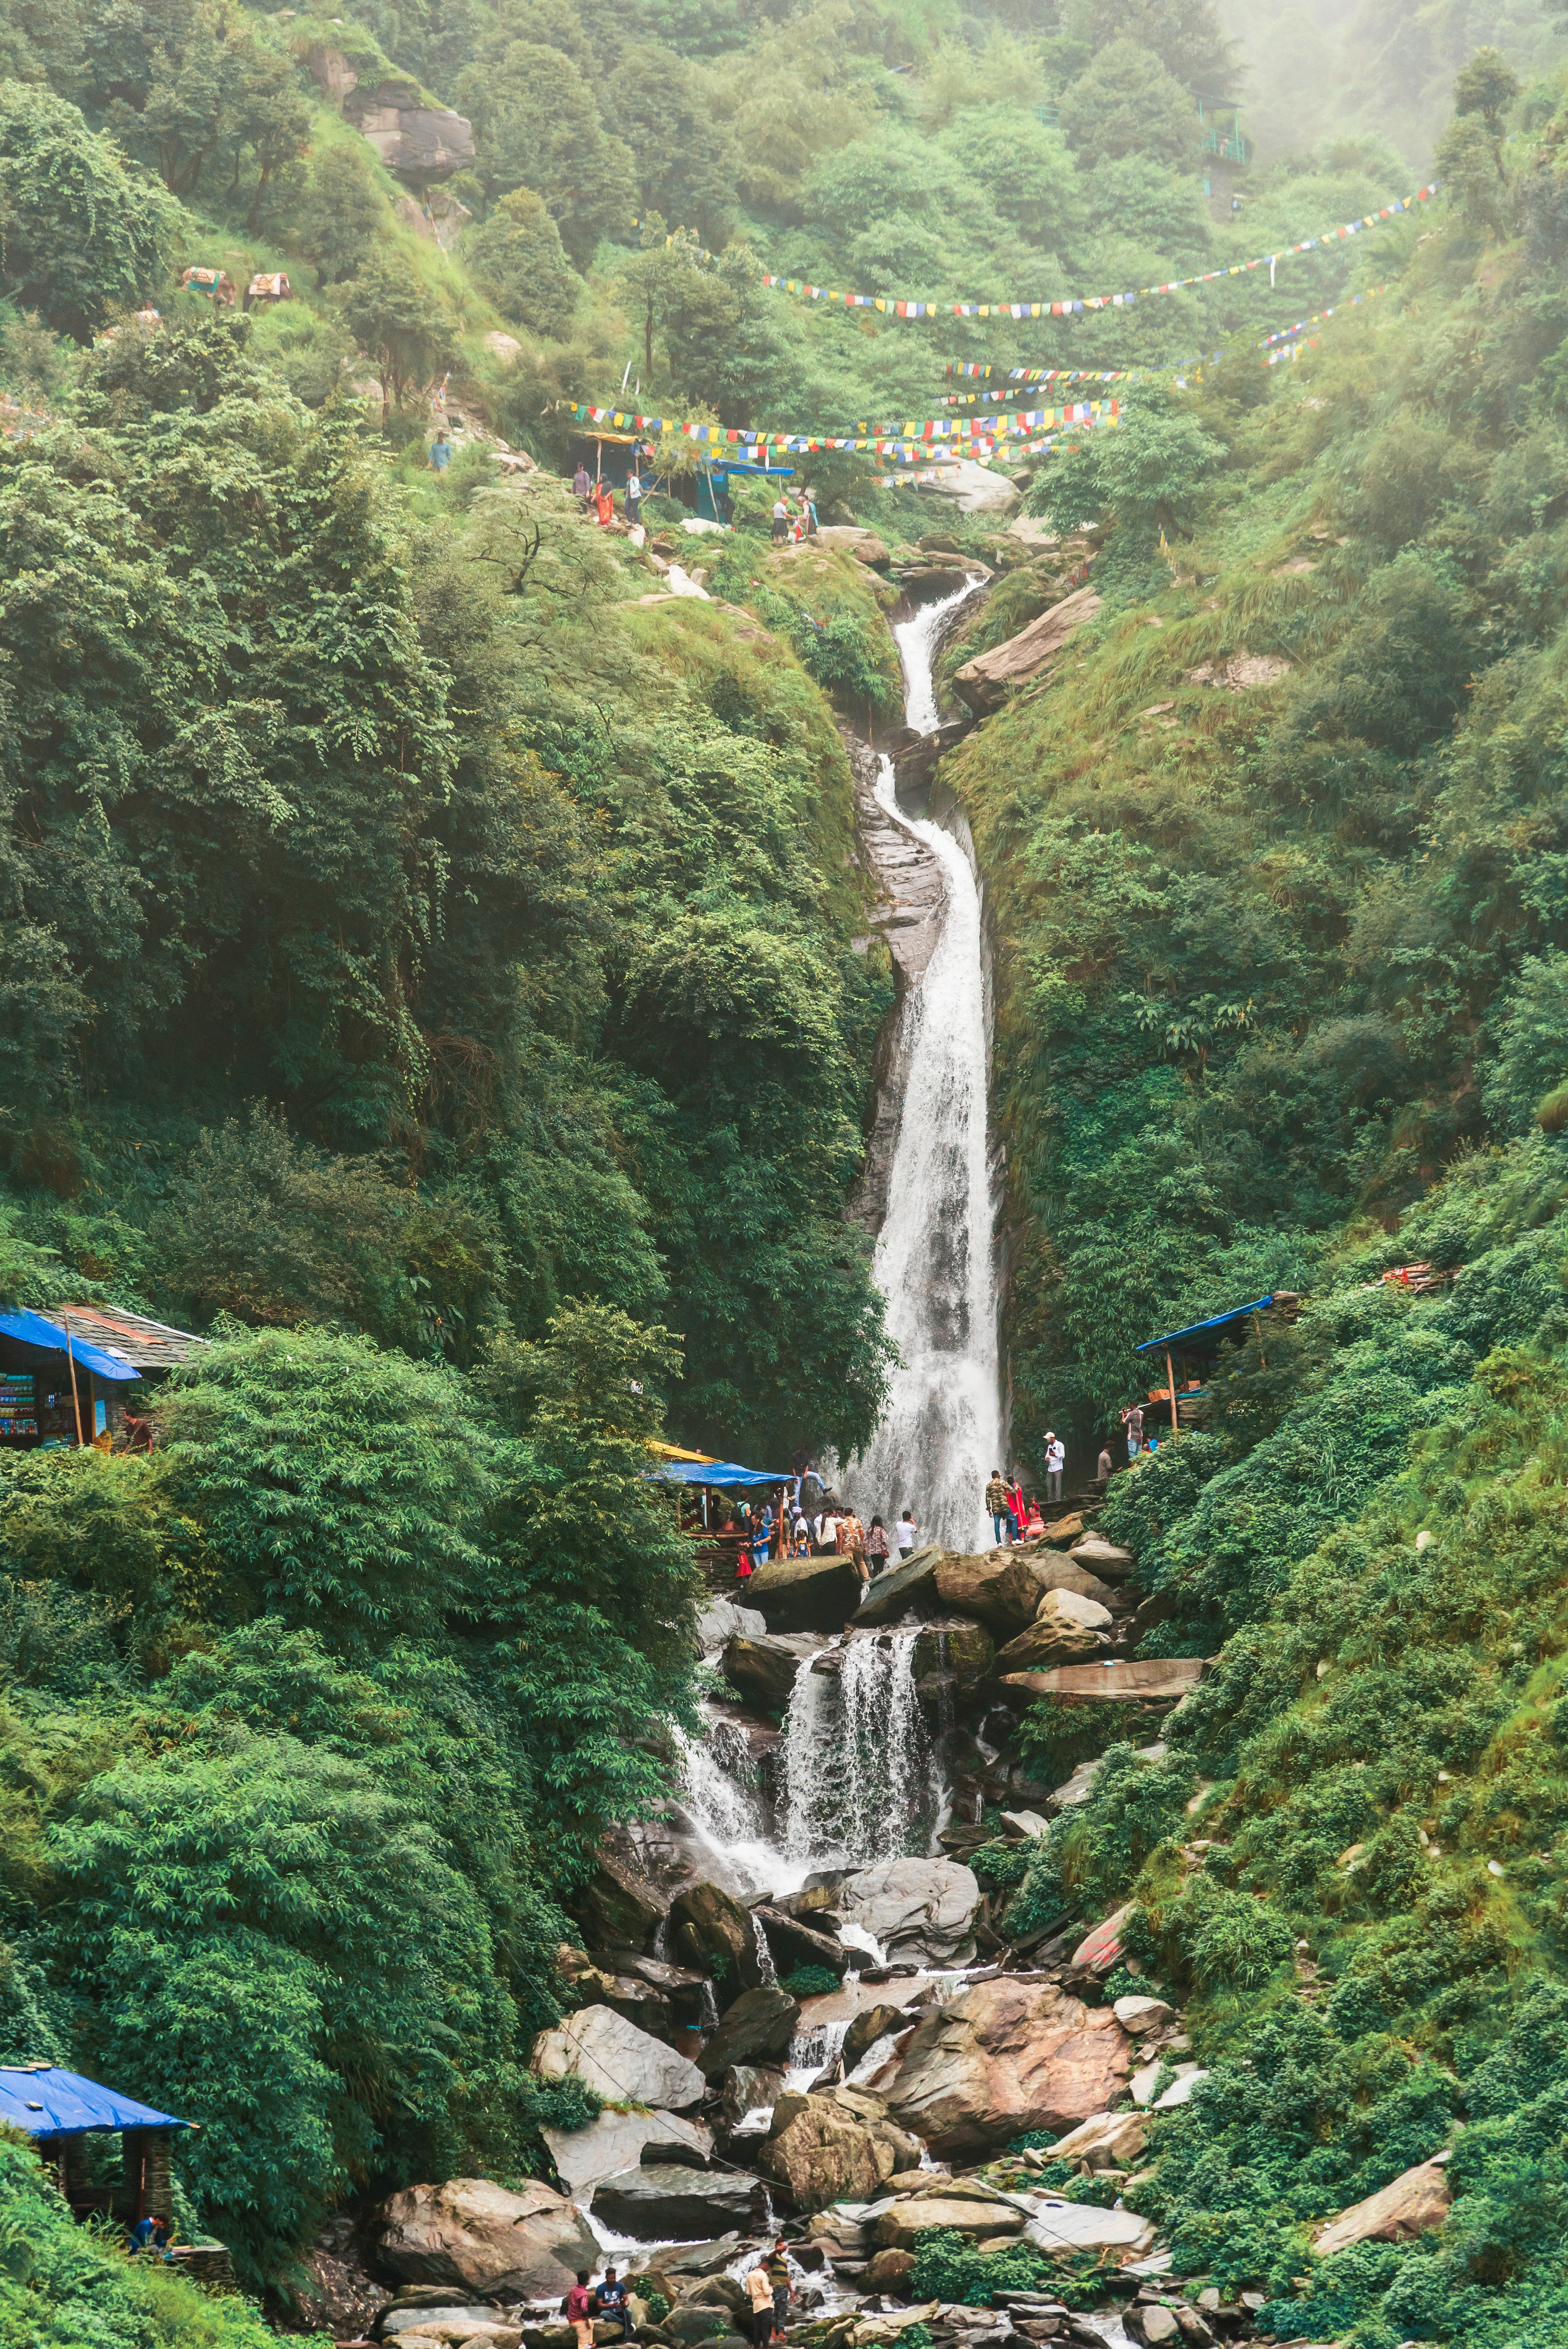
[
  {"xmin": 1135, "ymin": 1294, "xmax": 1276, "ymax": 1355},
  {"xmin": 646, "ymin": 1460, "xmax": 791, "ymax": 1487},
  {"xmin": 0, "ymin": 2066, "xmax": 189, "ymax": 2137},
  {"xmin": 0, "ymin": 1307, "xmax": 139, "ymax": 1381}
]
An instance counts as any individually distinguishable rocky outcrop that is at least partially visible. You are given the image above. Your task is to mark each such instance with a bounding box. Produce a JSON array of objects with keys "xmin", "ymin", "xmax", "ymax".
[
  {"xmin": 994, "ymin": 1589, "xmax": 1113, "ymax": 1670},
  {"xmin": 854, "ymin": 1545, "xmax": 947, "ymax": 1624},
  {"xmin": 871, "ymin": 2192, "xmax": 1024, "ymax": 2249},
  {"xmin": 376, "ymin": 2179, "xmax": 597, "ymax": 2300},
  {"xmin": 951, "ymin": 586, "xmax": 1101, "ymax": 715},
  {"xmin": 754, "ymin": 1903, "xmax": 853, "ymax": 1979},
  {"xmin": 721, "ymin": 1631, "xmax": 817, "ymax": 1713},
  {"xmin": 669, "ymin": 1881, "xmax": 762, "ymax": 1987},
  {"xmin": 746, "ymin": 1554, "xmax": 862, "ymax": 1633},
  {"xmin": 698, "ymin": 1986, "xmax": 801, "ymax": 2079},
  {"xmin": 540, "ymin": 2110, "xmax": 712, "ymax": 2197},
  {"xmin": 1311, "ymin": 2157, "xmax": 1453, "ymax": 2256},
  {"xmin": 886, "ymin": 1977, "xmax": 1131, "ymax": 2158},
  {"xmin": 1072, "ymin": 1905, "xmax": 1133, "ymax": 1975},
  {"xmin": 912, "ymin": 1617, "xmax": 994, "ymax": 1697},
  {"xmin": 841, "ymin": 1857, "xmax": 981, "ymax": 1966},
  {"xmin": 592, "ymin": 2165, "xmax": 768, "ymax": 2240},
  {"xmin": 1069, "ymin": 1535, "xmax": 1137, "ymax": 1583},
  {"xmin": 531, "ymin": 2004, "xmax": 705, "ymax": 2109},
  {"xmin": 696, "ymin": 1597, "xmax": 766, "ymax": 1652},
  {"xmin": 813, "ymin": 527, "xmax": 890, "ymax": 566},
  {"xmin": 1044, "ymin": 2107, "xmax": 1149, "ymax": 2170},
  {"xmin": 1004, "ymin": 1658, "xmax": 1206, "ymax": 1704},
  {"xmin": 344, "ymin": 80, "xmax": 475, "ymax": 179},
  {"xmin": 1025, "ymin": 1554, "xmax": 1127, "ymax": 1615},
  {"xmin": 844, "ymin": 2003, "xmax": 909, "ymax": 2071},
  {"xmin": 574, "ymin": 1841, "xmax": 668, "ymax": 1950},
  {"xmin": 758, "ymin": 2086, "xmax": 921, "ymax": 2206},
  {"xmin": 932, "ymin": 1551, "xmax": 1045, "ymax": 1635}
]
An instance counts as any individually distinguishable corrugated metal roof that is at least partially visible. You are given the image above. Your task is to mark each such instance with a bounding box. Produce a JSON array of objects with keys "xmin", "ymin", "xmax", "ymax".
[{"xmin": 57, "ymin": 1305, "xmax": 206, "ymax": 1371}]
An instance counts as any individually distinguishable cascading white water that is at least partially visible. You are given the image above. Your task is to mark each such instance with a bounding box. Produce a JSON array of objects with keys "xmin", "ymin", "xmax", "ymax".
[
  {"xmin": 848, "ymin": 577, "xmax": 1003, "ymax": 1552},
  {"xmin": 781, "ymin": 1628, "xmax": 939, "ymax": 1868}
]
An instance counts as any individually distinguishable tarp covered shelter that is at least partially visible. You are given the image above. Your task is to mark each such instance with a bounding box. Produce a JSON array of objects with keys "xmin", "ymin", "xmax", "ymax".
[
  {"xmin": 0, "ymin": 1308, "xmax": 138, "ymax": 1381},
  {"xmin": 0, "ymin": 2066, "xmax": 189, "ymax": 2138},
  {"xmin": 1135, "ymin": 1294, "xmax": 1279, "ymax": 1357},
  {"xmin": 646, "ymin": 1459, "xmax": 791, "ymax": 1487}
]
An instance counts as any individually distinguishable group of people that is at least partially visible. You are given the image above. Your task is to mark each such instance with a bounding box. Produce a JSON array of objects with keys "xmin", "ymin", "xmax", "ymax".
[
  {"xmin": 565, "ymin": 2245, "xmax": 795, "ymax": 2348},
  {"xmin": 572, "ymin": 458, "xmax": 645, "ymax": 529},
  {"xmin": 724, "ymin": 1494, "xmax": 921, "ymax": 1586}
]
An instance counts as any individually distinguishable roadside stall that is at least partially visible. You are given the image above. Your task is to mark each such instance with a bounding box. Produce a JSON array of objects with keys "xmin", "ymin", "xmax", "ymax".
[
  {"xmin": 0, "ymin": 1304, "xmax": 203, "ymax": 1450},
  {"xmin": 645, "ymin": 1454, "xmax": 793, "ymax": 1582},
  {"xmin": 0, "ymin": 2063, "xmax": 230, "ymax": 2283}
]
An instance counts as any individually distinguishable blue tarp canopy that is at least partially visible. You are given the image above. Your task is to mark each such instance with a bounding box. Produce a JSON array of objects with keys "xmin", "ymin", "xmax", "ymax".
[
  {"xmin": 0, "ymin": 1307, "xmax": 139, "ymax": 1381},
  {"xmin": 1135, "ymin": 1294, "xmax": 1276, "ymax": 1356},
  {"xmin": 646, "ymin": 1460, "xmax": 790, "ymax": 1487},
  {"xmin": 0, "ymin": 2066, "xmax": 189, "ymax": 2137}
]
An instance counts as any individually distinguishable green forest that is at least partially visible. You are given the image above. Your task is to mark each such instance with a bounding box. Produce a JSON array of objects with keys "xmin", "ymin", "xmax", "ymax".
[{"xmin": 4, "ymin": 0, "xmax": 1568, "ymax": 2342}]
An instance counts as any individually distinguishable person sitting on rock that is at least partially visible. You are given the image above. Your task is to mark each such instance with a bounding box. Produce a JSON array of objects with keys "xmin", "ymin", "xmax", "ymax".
[{"xmin": 594, "ymin": 2268, "xmax": 631, "ymax": 2340}]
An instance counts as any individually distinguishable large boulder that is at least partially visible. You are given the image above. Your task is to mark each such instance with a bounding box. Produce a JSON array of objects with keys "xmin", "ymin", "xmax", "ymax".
[
  {"xmin": 574, "ymin": 1843, "xmax": 668, "ymax": 1951},
  {"xmin": 1069, "ymin": 1535, "xmax": 1137, "ymax": 1583},
  {"xmin": 698, "ymin": 1985, "xmax": 801, "ymax": 2079},
  {"xmin": 1046, "ymin": 2108, "xmax": 1149, "ymax": 2171},
  {"xmin": 871, "ymin": 2194, "xmax": 1024, "ymax": 2250},
  {"xmin": 531, "ymin": 2005, "xmax": 705, "ymax": 2109},
  {"xmin": 1024, "ymin": 1554, "xmax": 1128, "ymax": 1616},
  {"xmin": 376, "ymin": 2179, "xmax": 597, "ymax": 2300},
  {"xmin": 952, "ymin": 586, "xmax": 1101, "ymax": 715},
  {"xmin": 1311, "ymin": 2158, "xmax": 1453, "ymax": 2257},
  {"xmin": 841, "ymin": 1857, "xmax": 981, "ymax": 1966},
  {"xmin": 541, "ymin": 2110, "xmax": 712, "ymax": 2197},
  {"xmin": 670, "ymin": 1880, "xmax": 761, "ymax": 1986},
  {"xmin": 556, "ymin": 1944, "xmax": 672, "ymax": 2039},
  {"xmin": 844, "ymin": 2004, "xmax": 909, "ymax": 2072},
  {"xmin": 886, "ymin": 1978, "xmax": 1132, "ymax": 2158},
  {"xmin": 1003, "ymin": 1658, "xmax": 1206, "ymax": 1704},
  {"xmin": 933, "ymin": 1550, "xmax": 1042, "ymax": 1635},
  {"xmin": 994, "ymin": 1590, "xmax": 1113, "ymax": 1671},
  {"xmin": 754, "ymin": 1904, "xmax": 853, "ymax": 1979},
  {"xmin": 853, "ymin": 1546, "xmax": 946, "ymax": 1625},
  {"xmin": 722, "ymin": 1632, "xmax": 817, "ymax": 1714},
  {"xmin": 757, "ymin": 2087, "xmax": 919, "ymax": 2208},
  {"xmin": 912, "ymin": 1618, "xmax": 995, "ymax": 1697},
  {"xmin": 696, "ymin": 1597, "xmax": 767, "ymax": 1652},
  {"xmin": 592, "ymin": 2165, "xmax": 768, "ymax": 2240},
  {"xmin": 813, "ymin": 526, "xmax": 890, "ymax": 567},
  {"xmin": 746, "ymin": 1554, "xmax": 862, "ymax": 1633}
]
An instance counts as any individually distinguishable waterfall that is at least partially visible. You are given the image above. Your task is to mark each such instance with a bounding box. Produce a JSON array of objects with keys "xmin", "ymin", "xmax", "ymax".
[
  {"xmin": 847, "ymin": 577, "xmax": 1002, "ymax": 1553},
  {"xmin": 781, "ymin": 1629, "xmax": 939, "ymax": 1869}
]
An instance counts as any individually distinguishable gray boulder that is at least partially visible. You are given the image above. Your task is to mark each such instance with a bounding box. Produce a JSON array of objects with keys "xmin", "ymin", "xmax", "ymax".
[
  {"xmin": 754, "ymin": 1904, "xmax": 852, "ymax": 1978},
  {"xmin": 853, "ymin": 1545, "xmax": 946, "ymax": 1624},
  {"xmin": 721, "ymin": 1632, "xmax": 818, "ymax": 1714},
  {"xmin": 376, "ymin": 2178, "xmax": 596, "ymax": 2301},
  {"xmin": 841, "ymin": 1857, "xmax": 980, "ymax": 1966},
  {"xmin": 669, "ymin": 1880, "xmax": 763, "ymax": 1987},
  {"xmin": 541, "ymin": 2109, "xmax": 712, "ymax": 2197},
  {"xmin": 746, "ymin": 1554, "xmax": 862, "ymax": 1633},
  {"xmin": 531, "ymin": 2004, "xmax": 705, "ymax": 2109},
  {"xmin": 591, "ymin": 2165, "xmax": 768, "ymax": 2240},
  {"xmin": 697, "ymin": 1986, "xmax": 801, "ymax": 2079},
  {"xmin": 695, "ymin": 1598, "xmax": 767, "ymax": 1652},
  {"xmin": 1069, "ymin": 1535, "xmax": 1137, "ymax": 1583},
  {"xmin": 345, "ymin": 81, "xmax": 475, "ymax": 180}
]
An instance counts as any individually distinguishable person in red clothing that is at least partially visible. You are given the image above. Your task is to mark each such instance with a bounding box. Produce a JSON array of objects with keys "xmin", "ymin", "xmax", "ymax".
[
  {"xmin": 1007, "ymin": 1474, "xmax": 1026, "ymax": 1542},
  {"xmin": 594, "ymin": 479, "xmax": 614, "ymax": 526},
  {"xmin": 566, "ymin": 2273, "xmax": 595, "ymax": 2349}
]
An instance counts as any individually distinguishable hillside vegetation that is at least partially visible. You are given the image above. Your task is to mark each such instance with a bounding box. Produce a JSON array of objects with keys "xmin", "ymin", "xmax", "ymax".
[{"xmin": 3, "ymin": 0, "xmax": 1568, "ymax": 2343}]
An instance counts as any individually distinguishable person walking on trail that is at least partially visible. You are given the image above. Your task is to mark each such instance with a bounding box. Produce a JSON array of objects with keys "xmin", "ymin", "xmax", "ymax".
[
  {"xmin": 1123, "ymin": 1402, "xmax": 1144, "ymax": 1459},
  {"xmin": 985, "ymin": 1470, "xmax": 1010, "ymax": 1546},
  {"xmin": 428, "ymin": 427, "xmax": 452, "ymax": 473},
  {"xmin": 771, "ymin": 494, "xmax": 790, "ymax": 544},
  {"xmin": 572, "ymin": 460, "xmax": 591, "ymax": 508},
  {"xmin": 1045, "ymin": 1431, "xmax": 1065, "ymax": 1504},
  {"xmin": 594, "ymin": 478, "xmax": 614, "ymax": 526},
  {"xmin": 896, "ymin": 1507, "xmax": 919, "ymax": 1557},
  {"xmin": 866, "ymin": 1513, "xmax": 890, "ymax": 1575},
  {"xmin": 801, "ymin": 489, "xmax": 819, "ymax": 536},
  {"xmin": 745, "ymin": 2258, "xmax": 774, "ymax": 2347},
  {"xmin": 566, "ymin": 2272, "xmax": 595, "ymax": 2349},
  {"xmin": 625, "ymin": 466, "xmax": 643, "ymax": 527},
  {"xmin": 766, "ymin": 2240, "xmax": 794, "ymax": 2340},
  {"xmin": 1096, "ymin": 1442, "xmax": 1114, "ymax": 1490},
  {"xmin": 843, "ymin": 1510, "xmax": 868, "ymax": 1582}
]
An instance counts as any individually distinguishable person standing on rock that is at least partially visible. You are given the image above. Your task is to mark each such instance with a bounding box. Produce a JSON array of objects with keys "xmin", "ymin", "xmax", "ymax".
[
  {"xmin": 766, "ymin": 2240, "xmax": 794, "ymax": 2340},
  {"xmin": 572, "ymin": 460, "xmax": 591, "ymax": 509},
  {"xmin": 866, "ymin": 1514, "xmax": 889, "ymax": 1575},
  {"xmin": 567, "ymin": 2272, "xmax": 595, "ymax": 2349},
  {"xmin": 1096, "ymin": 1442, "xmax": 1114, "ymax": 1489},
  {"xmin": 843, "ymin": 1510, "xmax": 869, "ymax": 1582},
  {"xmin": 985, "ymin": 1469, "xmax": 1010, "ymax": 1546},
  {"xmin": 625, "ymin": 466, "xmax": 642, "ymax": 528},
  {"xmin": 1007, "ymin": 1471, "xmax": 1026, "ymax": 1543},
  {"xmin": 1045, "ymin": 1431, "xmax": 1065, "ymax": 1504},
  {"xmin": 896, "ymin": 1506, "xmax": 918, "ymax": 1557},
  {"xmin": 771, "ymin": 494, "xmax": 790, "ymax": 544},
  {"xmin": 1123, "ymin": 1402, "xmax": 1144, "ymax": 1460},
  {"xmin": 745, "ymin": 2258, "xmax": 774, "ymax": 2346}
]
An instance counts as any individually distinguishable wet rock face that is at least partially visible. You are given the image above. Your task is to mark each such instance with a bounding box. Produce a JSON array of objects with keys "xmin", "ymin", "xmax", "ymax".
[
  {"xmin": 841, "ymin": 1856, "xmax": 982, "ymax": 1966},
  {"xmin": 531, "ymin": 2003, "xmax": 706, "ymax": 2109},
  {"xmin": 592, "ymin": 2164, "xmax": 768, "ymax": 2240}
]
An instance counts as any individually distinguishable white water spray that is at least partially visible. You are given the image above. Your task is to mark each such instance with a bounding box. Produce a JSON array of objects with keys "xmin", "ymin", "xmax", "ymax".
[
  {"xmin": 849, "ymin": 577, "xmax": 1003, "ymax": 1552},
  {"xmin": 781, "ymin": 1629, "xmax": 939, "ymax": 1868}
]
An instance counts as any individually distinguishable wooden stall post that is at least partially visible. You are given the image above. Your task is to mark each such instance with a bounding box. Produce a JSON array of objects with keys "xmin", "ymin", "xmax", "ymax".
[
  {"xmin": 1165, "ymin": 1348, "xmax": 1180, "ymax": 1441},
  {"xmin": 61, "ymin": 1314, "xmax": 84, "ymax": 1448}
]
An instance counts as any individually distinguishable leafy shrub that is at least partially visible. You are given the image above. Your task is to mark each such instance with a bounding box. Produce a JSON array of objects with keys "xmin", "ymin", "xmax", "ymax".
[
  {"xmin": 780, "ymin": 1964, "xmax": 841, "ymax": 1998},
  {"xmin": 908, "ymin": 2229, "xmax": 1052, "ymax": 2306}
]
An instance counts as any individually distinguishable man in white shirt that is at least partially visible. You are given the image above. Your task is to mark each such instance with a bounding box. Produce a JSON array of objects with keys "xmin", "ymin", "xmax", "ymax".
[
  {"xmin": 819, "ymin": 1510, "xmax": 841, "ymax": 1555},
  {"xmin": 771, "ymin": 496, "xmax": 789, "ymax": 543},
  {"xmin": 1045, "ymin": 1433, "xmax": 1065, "ymax": 1504},
  {"xmin": 895, "ymin": 1509, "xmax": 918, "ymax": 1556}
]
